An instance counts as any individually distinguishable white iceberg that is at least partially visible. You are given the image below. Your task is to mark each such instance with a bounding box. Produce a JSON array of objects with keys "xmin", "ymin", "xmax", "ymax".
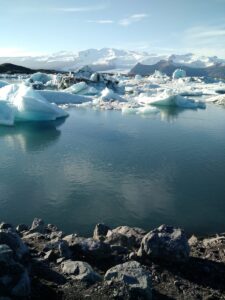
[
  {"xmin": 100, "ymin": 88, "xmax": 126, "ymax": 102},
  {"xmin": 64, "ymin": 82, "xmax": 99, "ymax": 95},
  {"xmin": 0, "ymin": 84, "xmax": 68, "ymax": 126},
  {"xmin": 136, "ymin": 90, "xmax": 206, "ymax": 109},
  {"xmin": 38, "ymin": 90, "xmax": 91, "ymax": 105}
]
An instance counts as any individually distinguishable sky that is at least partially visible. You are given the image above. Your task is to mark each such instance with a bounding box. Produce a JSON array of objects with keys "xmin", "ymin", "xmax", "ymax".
[{"xmin": 0, "ymin": 0, "xmax": 225, "ymax": 57}]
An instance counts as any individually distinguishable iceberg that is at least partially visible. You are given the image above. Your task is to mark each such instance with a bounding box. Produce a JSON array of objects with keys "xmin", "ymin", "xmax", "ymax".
[
  {"xmin": 136, "ymin": 90, "xmax": 206, "ymax": 109},
  {"xmin": 0, "ymin": 84, "xmax": 68, "ymax": 126},
  {"xmin": 64, "ymin": 82, "xmax": 99, "ymax": 95},
  {"xmin": 172, "ymin": 69, "xmax": 186, "ymax": 79},
  {"xmin": 0, "ymin": 80, "xmax": 9, "ymax": 89},
  {"xmin": 29, "ymin": 72, "xmax": 53, "ymax": 84},
  {"xmin": 38, "ymin": 90, "xmax": 91, "ymax": 105},
  {"xmin": 100, "ymin": 88, "xmax": 126, "ymax": 102}
]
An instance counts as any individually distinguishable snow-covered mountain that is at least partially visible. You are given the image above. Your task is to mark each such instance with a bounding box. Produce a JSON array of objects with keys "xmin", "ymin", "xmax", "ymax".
[{"xmin": 0, "ymin": 48, "xmax": 225, "ymax": 72}]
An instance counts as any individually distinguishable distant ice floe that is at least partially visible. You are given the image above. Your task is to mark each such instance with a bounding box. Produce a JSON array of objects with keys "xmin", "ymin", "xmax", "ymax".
[
  {"xmin": 136, "ymin": 90, "xmax": 206, "ymax": 109},
  {"xmin": 0, "ymin": 84, "xmax": 68, "ymax": 126},
  {"xmin": 207, "ymin": 94, "xmax": 225, "ymax": 105},
  {"xmin": 172, "ymin": 69, "xmax": 186, "ymax": 80},
  {"xmin": 2, "ymin": 66, "xmax": 225, "ymax": 126}
]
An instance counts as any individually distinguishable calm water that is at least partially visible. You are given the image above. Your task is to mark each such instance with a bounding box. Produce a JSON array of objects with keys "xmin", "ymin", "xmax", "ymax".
[{"xmin": 0, "ymin": 105, "xmax": 225, "ymax": 236}]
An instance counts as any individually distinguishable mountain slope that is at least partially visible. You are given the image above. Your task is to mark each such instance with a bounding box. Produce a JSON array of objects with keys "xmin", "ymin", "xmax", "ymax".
[
  {"xmin": 129, "ymin": 61, "xmax": 225, "ymax": 78},
  {"xmin": 0, "ymin": 48, "xmax": 225, "ymax": 72}
]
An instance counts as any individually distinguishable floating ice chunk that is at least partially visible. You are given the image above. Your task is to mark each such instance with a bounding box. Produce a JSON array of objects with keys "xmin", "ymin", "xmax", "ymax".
[
  {"xmin": 136, "ymin": 106, "xmax": 159, "ymax": 115},
  {"xmin": 137, "ymin": 90, "xmax": 205, "ymax": 109},
  {"xmin": 0, "ymin": 80, "xmax": 9, "ymax": 89},
  {"xmin": 64, "ymin": 82, "xmax": 99, "ymax": 96},
  {"xmin": 172, "ymin": 69, "xmax": 186, "ymax": 79},
  {"xmin": 38, "ymin": 90, "xmax": 91, "ymax": 105},
  {"xmin": 207, "ymin": 94, "xmax": 225, "ymax": 105},
  {"xmin": 0, "ymin": 84, "xmax": 68, "ymax": 126},
  {"xmin": 135, "ymin": 74, "xmax": 142, "ymax": 81},
  {"xmin": 65, "ymin": 82, "xmax": 88, "ymax": 94},
  {"xmin": 101, "ymin": 88, "xmax": 126, "ymax": 102},
  {"xmin": 122, "ymin": 106, "xmax": 138, "ymax": 114},
  {"xmin": 29, "ymin": 72, "xmax": 52, "ymax": 84}
]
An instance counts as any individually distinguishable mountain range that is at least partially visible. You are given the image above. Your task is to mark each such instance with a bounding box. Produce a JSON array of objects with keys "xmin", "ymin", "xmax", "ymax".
[{"xmin": 0, "ymin": 48, "xmax": 225, "ymax": 72}]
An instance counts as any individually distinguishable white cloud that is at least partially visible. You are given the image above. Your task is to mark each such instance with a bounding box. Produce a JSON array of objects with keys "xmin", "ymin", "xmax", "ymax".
[
  {"xmin": 119, "ymin": 14, "xmax": 148, "ymax": 26},
  {"xmin": 183, "ymin": 25, "xmax": 225, "ymax": 57},
  {"xmin": 55, "ymin": 5, "xmax": 106, "ymax": 13},
  {"xmin": 87, "ymin": 20, "xmax": 114, "ymax": 24}
]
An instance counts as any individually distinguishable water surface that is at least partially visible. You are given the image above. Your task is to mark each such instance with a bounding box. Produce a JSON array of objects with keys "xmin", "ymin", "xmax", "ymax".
[{"xmin": 0, "ymin": 105, "xmax": 225, "ymax": 236}]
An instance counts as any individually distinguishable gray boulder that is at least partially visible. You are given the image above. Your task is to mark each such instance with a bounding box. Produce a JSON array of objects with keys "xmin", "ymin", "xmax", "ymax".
[
  {"xmin": 105, "ymin": 226, "xmax": 146, "ymax": 249},
  {"xmin": 63, "ymin": 235, "xmax": 111, "ymax": 260},
  {"xmin": 0, "ymin": 229, "xmax": 28, "ymax": 259},
  {"xmin": 0, "ymin": 245, "xmax": 30, "ymax": 297},
  {"xmin": 104, "ymin": 260, "xmax": 152, "ymax": 299},
  {"xmin": 61, "ymin": 260, "xmax": 101, "ymax": 283},
  {"xmin": 137, "ymin": 225, "xmax": 190, "ymax": 262}
]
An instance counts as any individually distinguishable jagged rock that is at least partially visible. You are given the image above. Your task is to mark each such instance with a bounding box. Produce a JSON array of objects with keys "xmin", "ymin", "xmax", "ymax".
[
  {"xmin": 105, "ymin": 226, "xmax": 146, "ymax": 249},
  {"xmin": 137, "ymin": 225, "xmax": 190, "ymax": 262},
  {"xmin": 0, "ymin": 223, "xmax": 13, "ymax": 230},
  {"xmin": 61, "ymin": 260, "xmax": 101, "ymax": 283},
  {"xmin": 188, "ymin": 235, "xmax": 199, "ymax": 246},
  {"xmin": 44, "ymin": 239, "xmax": 71, "ymax": 257},
  {"xmin": 22, "ymin": 232, "xmax": 45, "ymax": 241},
  {"xmin": 16, "ymin": 224, "xmax": 29, "ymax": 232},
  {"xmin": 104, "ymin": 261, "xmax": 152, "ymax": 299},
  {"xmin": 44, "ymin": 250, "xmax": 56, "ymax": 262},
  {"xmin": 93, "ymin": 223, "xmax": 110, "ymax": 241},
  {"xmin": 0, "ymin": 244, "xmax": 30, "ymax": 297},
  {"xmin": 29, "ymin": 218, "xmax": 45, "ymax": 233},
  {"xmin": 0, "ymin": 229, "xmax": 28, "ymax": 259},
  {"xmin": 63, "ymin": 236, "xmax": 111, "ymax": 260},
  {"xmin": 203, "ymin": 236, "xmax": 225, "ymax": 248}
]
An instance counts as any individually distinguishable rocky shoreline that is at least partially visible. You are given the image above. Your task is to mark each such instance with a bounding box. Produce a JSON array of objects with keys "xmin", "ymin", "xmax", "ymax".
[{"xmin": 1, "ymin": 219, "xmax": 225, "ymax": 299}]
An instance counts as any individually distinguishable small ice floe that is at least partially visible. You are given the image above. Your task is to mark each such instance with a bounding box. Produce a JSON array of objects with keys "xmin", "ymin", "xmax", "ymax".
[
  {"xmin": 100, "ymin": 88, "xmax": 126, "ymax": 102},
  {"xmin": 0, "ymin": 84, "xmax": 68, "ymax": 126},
  {"xmin": 64, "ymin": 82, "xmax": 98, "ymax": 96},
  {"xmin": 136, "ymin": 90, "xmax": 206, "ymax": 109},
  {"xmin": 122, "ymin": 104, "xmax": 159, "ymax": 115},
  {"xmin": 207, "ymin": 94, "xmax": 225, "ymax": 105}
]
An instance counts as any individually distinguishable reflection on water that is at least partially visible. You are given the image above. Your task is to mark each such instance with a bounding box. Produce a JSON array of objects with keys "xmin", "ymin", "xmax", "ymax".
[
  {"xmin": 0, "ymin": 105, "xmax": 225, "ymax": 236},
  {"xmin": 0, "ymin": 118, "xmax": 65, "ymax": 152}
]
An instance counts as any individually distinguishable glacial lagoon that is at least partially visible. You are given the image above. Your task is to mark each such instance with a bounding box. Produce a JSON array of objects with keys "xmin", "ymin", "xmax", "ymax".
[{"xmin": 0, "ymin": 104, "xmax": 225, "ymax": 236}]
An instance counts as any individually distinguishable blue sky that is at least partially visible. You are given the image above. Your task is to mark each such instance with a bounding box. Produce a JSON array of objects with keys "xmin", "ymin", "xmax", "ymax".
[{"xmin": 0, "ymin": 0, "xmax": 225, "ymax": 57}]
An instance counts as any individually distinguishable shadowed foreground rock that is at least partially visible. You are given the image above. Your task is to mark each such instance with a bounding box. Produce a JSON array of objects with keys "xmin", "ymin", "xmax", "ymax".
[{"xmin": 0, "ymin": 218, "xmax": 225, "ymax": 299}]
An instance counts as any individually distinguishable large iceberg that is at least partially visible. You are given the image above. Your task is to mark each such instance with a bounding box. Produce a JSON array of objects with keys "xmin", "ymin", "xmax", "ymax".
[{"xmin": 0, "ymin": 84, "xmax": 68, "ymax": 126}]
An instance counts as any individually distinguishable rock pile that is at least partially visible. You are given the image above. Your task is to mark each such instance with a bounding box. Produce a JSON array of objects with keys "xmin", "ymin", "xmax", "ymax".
[{"xmin": 0, "ymin": 219, "xmax": 225, "ymax": 299}]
